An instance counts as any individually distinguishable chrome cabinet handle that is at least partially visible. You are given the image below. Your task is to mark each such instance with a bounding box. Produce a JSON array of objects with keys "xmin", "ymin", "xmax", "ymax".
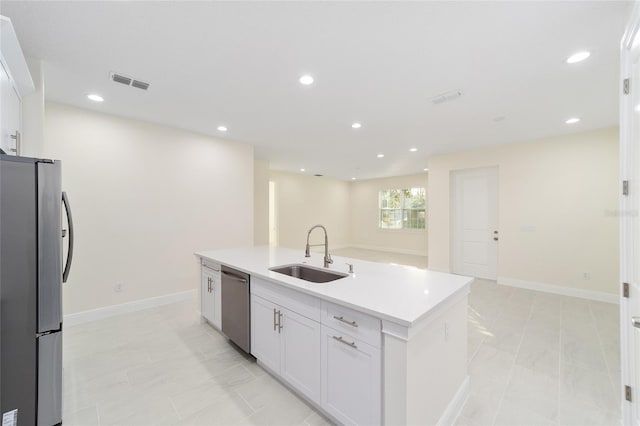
[
  {"xmin": 632, "ymin": 317, "xmax": 640, "ymax": 329},
  {"xmin": 332, "ymin": 335, "xmax": 357, "ymax": 349},
  {"xmin": 333, "ymin": 315, "xmax": 358, "ymax": 328},
  {"xmin": 273, "ymin": 308, "xmax": 277, "ymax": 331},
  {"xmin": 278, "ymin": 311, "xmax": 283, "ymax": 333}
]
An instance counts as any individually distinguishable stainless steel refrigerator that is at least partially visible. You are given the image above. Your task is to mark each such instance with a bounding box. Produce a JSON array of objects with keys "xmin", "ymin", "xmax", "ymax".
[{"xmin": 0, "ymin": 155, "xmax": 74, "ymax": 426}]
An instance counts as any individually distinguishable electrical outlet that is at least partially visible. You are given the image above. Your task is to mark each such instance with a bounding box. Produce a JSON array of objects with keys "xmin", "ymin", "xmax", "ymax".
[
  {"xmin": 582, "ymin": 272, "xmax": 591, "ymax": 280},
  {"xmin": 114, "ymin": 283, "xmax": 123, "ymax": 292},
  {"xmin": 444, "ymin": 321, "xmax": 449, "ymax": 341}
]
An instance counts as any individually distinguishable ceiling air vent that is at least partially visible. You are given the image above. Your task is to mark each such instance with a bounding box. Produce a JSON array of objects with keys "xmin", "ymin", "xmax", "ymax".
[
  {"xmin": 131, "ymin": 80, "xmax": 150, "ymax": 90},
  {"xmin": 431, "ymin": 89, "xmax": 462, "ymax": 105},
  {"xmin": 110, "ymin": 72, "xmax": 150, "ymax": 91}
]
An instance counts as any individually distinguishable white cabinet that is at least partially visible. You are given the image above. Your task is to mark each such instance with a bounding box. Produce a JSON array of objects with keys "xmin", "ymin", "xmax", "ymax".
[
  {"xmin": 280, "ymin": 306, "xmax": 321, "ymax": 402},
  {"xmin": 251, "ymin": 294, "xmax": 321, "ymax": 403},
  {"xmin": 321, "ymin": 301, "xmax": 382, "ymax": 424},
  {"xmin": 201, "ymin": 260, "xmax": 221, "ymax": 329},
  {"xmin": 250, "ymin": 294, "xmax": 281, "ymax": 372}
]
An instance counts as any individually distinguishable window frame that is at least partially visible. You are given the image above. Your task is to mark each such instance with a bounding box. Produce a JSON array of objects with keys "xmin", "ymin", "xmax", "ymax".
[{"xmin": 378, "ymin": 187, "xmax": 426, "ymax": 231}]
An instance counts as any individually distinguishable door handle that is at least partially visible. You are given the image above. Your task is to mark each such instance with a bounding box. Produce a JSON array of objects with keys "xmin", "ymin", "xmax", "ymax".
[
  {"xmin": 62, "ymin": 191, "xmax": 74, "ymax": 283},
  {"xmin": 633, "ymin": 317, "xmax": 640, "ymax": 329}
]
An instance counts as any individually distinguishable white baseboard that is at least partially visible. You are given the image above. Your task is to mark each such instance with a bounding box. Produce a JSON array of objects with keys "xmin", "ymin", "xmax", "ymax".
[
  {"xmin": 348, "ymin": 244, "xmax": 428, "ymax": 257},
  {"xmin": 64, "ymin": 289, "xmax": 197, "ymax": 327},
  {"xmin": 497, "ymin": 277, "xmax": 618, "ymax": 304},
  {"xmin": 438, "ymin": 375, "xmax": 470, "ymax": 426}
]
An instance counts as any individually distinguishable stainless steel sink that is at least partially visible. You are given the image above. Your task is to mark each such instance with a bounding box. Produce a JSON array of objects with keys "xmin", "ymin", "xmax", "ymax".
[{"xmin": 269, "ymin": 264, "xmax": 348, "ymax": 283}]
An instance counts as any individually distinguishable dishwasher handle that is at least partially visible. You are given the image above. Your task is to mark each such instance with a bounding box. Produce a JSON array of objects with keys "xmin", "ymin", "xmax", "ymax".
[{"xmin": 222, "ymin": 270, "xmax": 248, "ymax": 283}]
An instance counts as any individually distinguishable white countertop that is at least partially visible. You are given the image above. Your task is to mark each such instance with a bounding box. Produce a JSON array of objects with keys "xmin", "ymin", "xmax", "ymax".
[{"xmin": 195, "ymin": 246, "xmax": 472, "ymax": 328}]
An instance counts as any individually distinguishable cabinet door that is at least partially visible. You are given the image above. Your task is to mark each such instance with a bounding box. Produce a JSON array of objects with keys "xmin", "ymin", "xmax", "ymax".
[
  {"xmin": 280, "ymin": 307, "xmax": 321, "ymax": 404},
  {"xmin": 321, "ymin": 326, "xmax": 381, "ymax": 425},
  {"xmin": 211, "ymin": 272, "xmax": 222, "ymax": 329},
  {"xmin": 201, "ymin": 269, "xmax": 215, "ymax": 323},
  {"xmin": 250, "ymin": 295, "xmax": 280, "ymax": 373}
]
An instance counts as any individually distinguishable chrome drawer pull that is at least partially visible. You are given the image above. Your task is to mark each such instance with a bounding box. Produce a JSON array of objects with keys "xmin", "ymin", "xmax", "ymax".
[
  {"xmin": 332, "ymin": 335, "xmax": 357, "ymax": 349},
  {"xmin": 273, "ymin": 308, "xmax": 278, "ymax": 331},
  {"xmin": 333, "ymin": 315, "xmax": 358, "ymax": 327}
]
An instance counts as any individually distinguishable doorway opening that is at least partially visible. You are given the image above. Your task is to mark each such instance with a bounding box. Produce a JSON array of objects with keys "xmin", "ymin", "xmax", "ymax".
[{"xmin": 269, "ymin": 181, "xmax": 278, "ymax": 247}]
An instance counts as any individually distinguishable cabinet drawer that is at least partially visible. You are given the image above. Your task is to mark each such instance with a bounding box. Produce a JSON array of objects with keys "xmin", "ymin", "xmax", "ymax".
[
  {"xmin": 321, "ymin": 301, "xmax": 381, "ymax": 348},
  {"xmin": 202, "ymin": 258, "xmax": 221, "ymax": 273},
  {"xmin": 252, "ymin": 277, "xmax": 321, "ymax": 322}
]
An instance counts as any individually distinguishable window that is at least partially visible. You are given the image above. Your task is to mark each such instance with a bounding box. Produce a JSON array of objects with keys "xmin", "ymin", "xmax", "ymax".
[{"xmin": 379, "ymin": 188, "xmax": 426, "ymax": 229}]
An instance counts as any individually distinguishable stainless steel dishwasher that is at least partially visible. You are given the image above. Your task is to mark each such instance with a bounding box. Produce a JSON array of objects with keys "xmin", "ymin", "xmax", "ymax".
[{"xmin": 221, "ymin": 265, "xmax": 251, "ymax": 353}]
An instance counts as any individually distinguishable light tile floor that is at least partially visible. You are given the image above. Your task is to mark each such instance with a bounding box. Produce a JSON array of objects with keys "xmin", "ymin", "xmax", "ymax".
[{"xmin": 63, "ymin": 249, "xmax": 621, "ymax": 426}]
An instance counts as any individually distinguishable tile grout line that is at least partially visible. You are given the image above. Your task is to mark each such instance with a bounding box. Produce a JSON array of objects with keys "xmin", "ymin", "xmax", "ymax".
[
  {"xmin": 489, "ymin": 291, "xmax": 536, "ymax": 426},
  {"xmin": 588, "ymin": 302, "xmax": 612, "ymax": 376},
  {"xmin": 557, "ymin": 298, "xmax": 565, "ymax": 424},
  {"xmin": 588, "ymin": 300, "xmax": 620, "ymax": 415},
  {"xmin": 167, "ymin": 396, "xmax": 182, "ymax": 421},
  {"xmin": 234, "ymin": 388, "xmax": 258, "ymax": 419}
]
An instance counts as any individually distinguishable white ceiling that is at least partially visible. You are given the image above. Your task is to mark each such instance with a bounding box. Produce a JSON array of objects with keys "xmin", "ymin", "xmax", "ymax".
[{"xmin": 1, "ymin": 1, "xmax": 631, "ymax": 180}]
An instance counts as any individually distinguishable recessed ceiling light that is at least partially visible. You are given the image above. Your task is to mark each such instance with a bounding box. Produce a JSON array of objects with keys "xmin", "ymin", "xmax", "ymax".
[
  {"xmin": 566, "ymin": 51, "xmax": 591, "ymax": 64},
  {"xmin": 352, "ymin": 122, "xmax": 362, "ymax": 129},
  {"xmin": 409, "ymin": 148, "xmax": 418, "ymax": 152},
  {"xmin": 377, "ymin": 154, "xmax": 384, "ymax": 158},
  {"xmin": 299, "ymin": 75, "xmax": 314, "ymax": 85},
  {"xmin": 87, "ymin": 93, "xmax": 104, "ymax": 102},
  {"xmin": 300, "ymin": 168, "xmax": 305, "ymax": 172},
  {"xmin": 635, "ymin": 104, "xmax": 640, "ymax": 112},
  {"xmin": 351, "ymin": 177, "xmax": 356, "ymax": 180},
  {"xmin": 423, "ymin": 168, "xmax": 429, "ymax": 171},
  {"xmin": 217, "ymin": 125, "xmax": 228, "ymax": 132},
  {"xmin": 565, "ymin": 117, "xmax": 580, "ymax": 124}
]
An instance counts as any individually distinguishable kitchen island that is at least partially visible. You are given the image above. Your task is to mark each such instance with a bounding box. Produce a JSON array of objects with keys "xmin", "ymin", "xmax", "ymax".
[{"xmin": 195, "ymin": 246, "xmax": 472, "ymax": 426}]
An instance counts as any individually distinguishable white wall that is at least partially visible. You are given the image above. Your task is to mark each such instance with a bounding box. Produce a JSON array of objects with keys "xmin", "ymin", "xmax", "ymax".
[
  {"xmin": 349, "ymin": 173, "xmax": 428, "ymax": 256},
  {"xmin": 428, "ymin": 127, "xmax": 619, "ymax": 296},
  {"xmin": 270, "ymin": 171, "xmax": 351, "ymax": 250},
  {"xmin": 44, "ymin": 103, "xmax": 254, "ymax": 315}
]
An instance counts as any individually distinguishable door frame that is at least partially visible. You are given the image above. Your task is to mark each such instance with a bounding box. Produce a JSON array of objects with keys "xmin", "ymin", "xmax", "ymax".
[
  {"xmin": 450, "ymin": 166, "xmax": 499, "ymax": 280},
  {"xmin": 620, "ymin": 4, "xmax": 640, "ymax": 424}
]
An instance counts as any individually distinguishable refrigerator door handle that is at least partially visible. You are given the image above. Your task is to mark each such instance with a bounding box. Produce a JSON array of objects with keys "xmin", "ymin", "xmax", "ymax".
[{"xmin": 62, "ymin": 191, "xmax": 74, "ymax": 283}]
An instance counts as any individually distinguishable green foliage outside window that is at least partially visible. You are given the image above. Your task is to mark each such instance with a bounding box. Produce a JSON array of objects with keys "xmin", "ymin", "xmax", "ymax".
[{"xmin": 379, "ymin": 188, "xmax": 425, "ymax": 229}]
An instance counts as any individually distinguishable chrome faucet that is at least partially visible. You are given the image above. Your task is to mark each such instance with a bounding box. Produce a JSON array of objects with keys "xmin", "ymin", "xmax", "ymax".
[{"xmin": 305, "ymin": 224, "xmax": 333, "ymax": 268}]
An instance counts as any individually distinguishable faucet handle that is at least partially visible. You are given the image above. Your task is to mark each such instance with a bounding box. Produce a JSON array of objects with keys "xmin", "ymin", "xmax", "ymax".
[
  {"xmin": 345, "ymin": 263, "xmax": 354, "ymax": 274},
  {"xmin": 326, "ymin": 253, "xmax": 333, "ymax": 264}
]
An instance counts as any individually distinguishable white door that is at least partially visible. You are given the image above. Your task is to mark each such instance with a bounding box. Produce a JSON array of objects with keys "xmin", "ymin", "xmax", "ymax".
[
  {"xmin": 250, "ymin": 295, "xmax": 280, "ymax": 373},
  {"xmin": 621, "ymin": 5, "xmax": 640, "ymax": 424},
  {"xmin": 280, "ymin": 307, "xmax": 321, "ymax": 403},
  {"xmin": 451, "ymin": 167, "xmax": 499, "ymax": 279},
  {"xmin": 0, "ymin": 60, "xmax": 21, "ymax": 155}
]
